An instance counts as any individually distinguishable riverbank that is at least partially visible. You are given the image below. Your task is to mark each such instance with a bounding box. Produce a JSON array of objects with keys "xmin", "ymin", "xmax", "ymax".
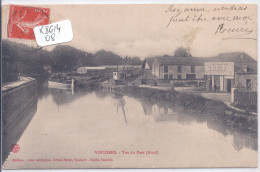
[
  {"xmin": 2, "ymin": 77, "xmax": 35, "ymax": 92},
  {"xmin": 2, "ymin": 77, "xmax": 38, "ymax": 163},
  {"xmin": 113, "ymin": 86, "xmax": 257, "ymax": 132}
]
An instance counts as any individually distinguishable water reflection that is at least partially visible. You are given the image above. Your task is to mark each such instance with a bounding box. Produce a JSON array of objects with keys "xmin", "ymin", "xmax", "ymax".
[
  {"xmin": 3, "ymin": 88, "xmax": 257, "ymax": 168},
  {"xmin": 130, "ymin": 93, "xmax": 257, "ymax": 152},
  {"xmin": 45, "ymin": 88, "xmax": 258, "ymax": 152},
  {"xmin": 48, "ymin": 88, "xmax": 257, "ymax": 152},
  {"xmin": 114, "ymin": 93, "xmax": 128, "ymax": 125},
  {"xmin": 207, "ymin": 119, "xmax": 257, "ymax": 151},
  {"xmin": 49, "ymin": 89, "xmax": 87, "ymax": 107}
]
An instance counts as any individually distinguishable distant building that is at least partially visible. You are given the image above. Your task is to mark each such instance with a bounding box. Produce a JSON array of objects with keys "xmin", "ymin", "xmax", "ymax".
[
  {"xmin": 145, "ymin": 58, "xmax": 154, "ymax": 70},
  {"xmin": 142, "ymin": 61, "xmax": 152, "ymax": 79},
  {"xmin": 77, "ymin": 66, "xmax": 106, "ymax": 76},
  {"xmin": 77, "ymin": 65, "xmax": 143, "ymax": 77},
  {"xmin": 204, "ymin": 52, "xmax": 257, "ymax": 92},
  {"xmin": 113, "ymin": 71, "xmax": 120, "ymax": 80},
  {"xmin": 151, "ymin": 52, "xmax": 257, "ymax": 92},
  {"xmin": 152, "ymin": 56, "xmax": 204, "ymax": 81},
  {"xmin": 103, "ymin": 65, "xmax": 118, "ymax": 78},
  {"xmin": 144, "ymin": 62, "xmax": 150, "ymax": 70}
]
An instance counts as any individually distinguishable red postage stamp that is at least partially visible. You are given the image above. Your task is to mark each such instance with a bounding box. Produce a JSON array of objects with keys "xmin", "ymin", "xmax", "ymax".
[
  {"xmin": 8, "ymin": 5, "xmax": 50, "ymax": 40},
  {"xmin": 11, "ymin": 144, "xmax": 20, "ymax": 153}
]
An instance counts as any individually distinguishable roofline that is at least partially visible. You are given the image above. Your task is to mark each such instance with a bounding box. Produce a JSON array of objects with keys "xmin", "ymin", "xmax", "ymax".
[{"xmin": 159, "ymin": 64, "xmax": 204, "ymax": 66}]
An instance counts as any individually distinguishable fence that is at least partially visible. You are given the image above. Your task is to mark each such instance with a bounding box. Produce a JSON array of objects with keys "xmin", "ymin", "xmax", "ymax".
[{"xmin": 233, "ymin": 89, "xmax": 257, "ymax": 109}]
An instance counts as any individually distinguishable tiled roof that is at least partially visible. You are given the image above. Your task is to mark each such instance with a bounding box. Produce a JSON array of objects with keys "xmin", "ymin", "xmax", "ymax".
[
  {"xmin": 155, "ymin": 52, "xmax": 257, "ymax": 68},
  {"xmin": 205, "ymin": 52, "xmax": 257, "ymax": 63},
  {"xmin": 207, "ymin": 52, "xmax": 257, "ymax": 74},
  {"xmin": 156, "ymin": 56, "xmax": 204, "ymax": 66}
]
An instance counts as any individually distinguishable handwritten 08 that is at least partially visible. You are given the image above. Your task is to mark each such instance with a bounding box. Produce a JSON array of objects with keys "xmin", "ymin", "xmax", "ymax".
[{"xmin": 33, "ymin": 20, "xmax": 73, "ymax": 47}]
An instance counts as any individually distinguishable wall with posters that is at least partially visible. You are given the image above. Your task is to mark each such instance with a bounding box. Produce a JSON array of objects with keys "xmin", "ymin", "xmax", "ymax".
[{"xmin": 204, "ymin": 62, "xmax": 235, "ymax": 92}]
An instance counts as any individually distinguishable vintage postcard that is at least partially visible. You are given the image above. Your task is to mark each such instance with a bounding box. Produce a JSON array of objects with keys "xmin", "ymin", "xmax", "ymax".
[{"xmin": 1, "ymin": 3, "xmax": 258, "ymax": 169}]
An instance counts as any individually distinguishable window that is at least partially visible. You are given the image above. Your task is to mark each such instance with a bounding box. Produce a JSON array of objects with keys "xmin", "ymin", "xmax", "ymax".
[
  {"xmin": 246, "ymin": 79, "xmax": 251, "ymax": 90},
  {"xmin": 177, "ymin": 66, "xmax": 182, "ymax": 73},
  {"xmin": 177, "ymin": 75, "xmax": 182, "ymax": 80},
  {"xmin": 186, "ymin": 74, "xmax": 196, "ymax": 80},
  {"xmin": 169, "ymin": 74, "xmax": 173, "ymax": 79},
  {"xmin": 191, "ymin": 66, "xmax": 195, "ymax": 73},
  {"xmin": 247, "ymin": 67, "xmax": 250, "ymax": 73},
  {"xmin": 164, "ymin": 74, "xmax": 169, "ymax": 80},
  {"xmin": 164, "ymin": 66, "xmax": 168, "ymax": 73}
]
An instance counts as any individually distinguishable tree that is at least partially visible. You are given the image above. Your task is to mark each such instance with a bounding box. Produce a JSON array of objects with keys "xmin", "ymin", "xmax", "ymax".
[{"xmin": 174, "ymin": 47, "xmax": 192, "ymax": 57}]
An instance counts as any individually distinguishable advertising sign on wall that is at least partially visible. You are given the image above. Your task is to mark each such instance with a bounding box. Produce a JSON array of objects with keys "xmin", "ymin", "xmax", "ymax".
[{"xmin": 204, "ymin": 62, "xmax": 234, "ymax": 76}]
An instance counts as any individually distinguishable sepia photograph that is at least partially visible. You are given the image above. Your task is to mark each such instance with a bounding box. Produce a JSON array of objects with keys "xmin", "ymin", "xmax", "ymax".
[{"xmin": 1, "ymin": 2, "xmax": 258, "ymax": 169}]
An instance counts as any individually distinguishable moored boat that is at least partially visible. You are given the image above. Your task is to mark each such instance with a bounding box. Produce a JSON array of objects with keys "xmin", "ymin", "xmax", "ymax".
[
  {"xmin": 48, "ymin": 80, "xmax": 72, "ymax": 89},
  {"xmin": 48, "ymin": 73, "xmax": 73, "ymax": 90}
]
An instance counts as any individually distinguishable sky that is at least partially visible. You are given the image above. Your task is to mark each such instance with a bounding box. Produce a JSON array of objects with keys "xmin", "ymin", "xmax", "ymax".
[{"xmin": 2, "ymin": 4, "xmax": 258, "ymax": 60}]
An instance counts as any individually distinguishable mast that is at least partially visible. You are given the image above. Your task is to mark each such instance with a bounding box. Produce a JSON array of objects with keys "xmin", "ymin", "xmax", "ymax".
[{"xmin": 121, "ymin": 56, "xmax": 128, "ymax": 80}]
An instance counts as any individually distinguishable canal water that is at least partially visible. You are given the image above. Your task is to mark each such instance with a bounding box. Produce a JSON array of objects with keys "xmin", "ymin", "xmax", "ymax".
[{"xmin": 3, "ymin": 86, "xmax": 257, "ymax": 168}]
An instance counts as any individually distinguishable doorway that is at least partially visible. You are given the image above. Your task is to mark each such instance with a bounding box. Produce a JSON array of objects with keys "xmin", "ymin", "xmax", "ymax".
[{"xmin": 226, "ymin": 79, "xmax": 231, "ymax": 92}]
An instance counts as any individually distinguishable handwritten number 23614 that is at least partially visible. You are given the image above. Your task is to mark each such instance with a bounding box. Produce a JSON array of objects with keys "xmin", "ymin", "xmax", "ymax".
[{"xmin": 39, "ymin": 24, "xmax": 61, "ymax": 42}]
